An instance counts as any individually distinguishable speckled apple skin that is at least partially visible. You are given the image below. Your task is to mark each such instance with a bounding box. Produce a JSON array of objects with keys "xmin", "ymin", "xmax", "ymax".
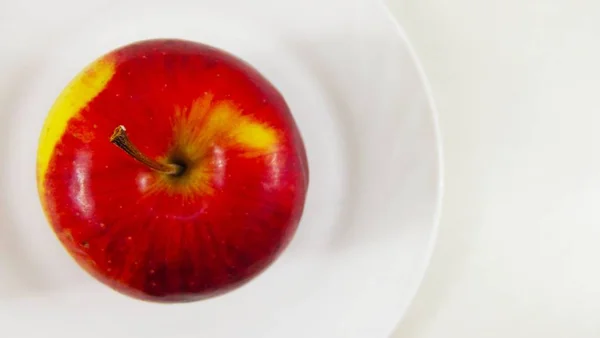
[{"xmin": 36, "ymin": 39, "xmax": 309, "ymax": 302}]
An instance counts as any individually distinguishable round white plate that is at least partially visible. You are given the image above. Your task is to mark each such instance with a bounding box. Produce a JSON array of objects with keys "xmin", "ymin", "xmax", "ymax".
[{"xmin": 0, "ymin": 0, "xmax": 442, "ymax": 337}]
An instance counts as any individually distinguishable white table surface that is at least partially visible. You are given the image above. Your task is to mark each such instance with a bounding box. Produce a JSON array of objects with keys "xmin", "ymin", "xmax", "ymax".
[{"xmin": 387, "ymin": 0, "xmax": 600, "ymax": 337}]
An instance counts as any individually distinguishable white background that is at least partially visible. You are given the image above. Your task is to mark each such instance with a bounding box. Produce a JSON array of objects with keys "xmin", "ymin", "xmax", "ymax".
[
  {"xmin": 388, "ymin": 0, "xmax": 600, "ymax": 337},
  {"xmin": 2, "ymin": 0, "xmax": 599, "ymax": 337}
]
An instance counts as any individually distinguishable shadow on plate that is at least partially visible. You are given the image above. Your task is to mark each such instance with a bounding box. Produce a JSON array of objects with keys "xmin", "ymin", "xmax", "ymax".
[{"xmin": 0, "ymin": 58, "xmax": 50, "ymax": 299}]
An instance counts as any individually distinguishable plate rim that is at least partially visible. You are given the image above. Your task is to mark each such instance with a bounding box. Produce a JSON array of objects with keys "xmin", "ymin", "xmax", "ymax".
[{"xmin": 378, "ymin": 1, "xmax": 445, "ymax": 335}]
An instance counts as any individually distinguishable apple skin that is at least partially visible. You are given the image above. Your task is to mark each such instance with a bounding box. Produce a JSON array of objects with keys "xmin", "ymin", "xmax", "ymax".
[{"xmin": 36, "ymin": 39, "xmax": 309, "ymax": 302}]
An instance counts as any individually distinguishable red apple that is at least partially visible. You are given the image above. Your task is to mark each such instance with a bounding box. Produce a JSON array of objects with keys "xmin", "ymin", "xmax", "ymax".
[{"xmin": 36, "ymin": 39, "xmax": 309, "ymax": 302}]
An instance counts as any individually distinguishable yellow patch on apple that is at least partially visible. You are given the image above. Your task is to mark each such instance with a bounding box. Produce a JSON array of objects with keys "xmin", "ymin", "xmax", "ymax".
[{"xmin": 36, "ymin": 57, "xmax": 116, "ymax": 191}]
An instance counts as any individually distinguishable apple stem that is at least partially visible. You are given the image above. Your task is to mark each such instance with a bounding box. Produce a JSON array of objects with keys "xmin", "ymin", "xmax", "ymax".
[{"xmin": 110, "ymin": 125, "xmax": 183, "ymax": 176}]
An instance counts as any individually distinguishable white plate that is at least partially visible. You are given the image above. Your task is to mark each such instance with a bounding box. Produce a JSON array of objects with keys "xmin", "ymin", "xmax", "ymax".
[{"xmin": 0, "ymin": 0, "xmax": 442, "ymax": 337}]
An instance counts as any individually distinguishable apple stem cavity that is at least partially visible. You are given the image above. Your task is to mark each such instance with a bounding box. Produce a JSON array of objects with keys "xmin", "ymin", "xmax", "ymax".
[{"xmin": 110, "ymin": 125, "xmax": 184, "ymax": 176}]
